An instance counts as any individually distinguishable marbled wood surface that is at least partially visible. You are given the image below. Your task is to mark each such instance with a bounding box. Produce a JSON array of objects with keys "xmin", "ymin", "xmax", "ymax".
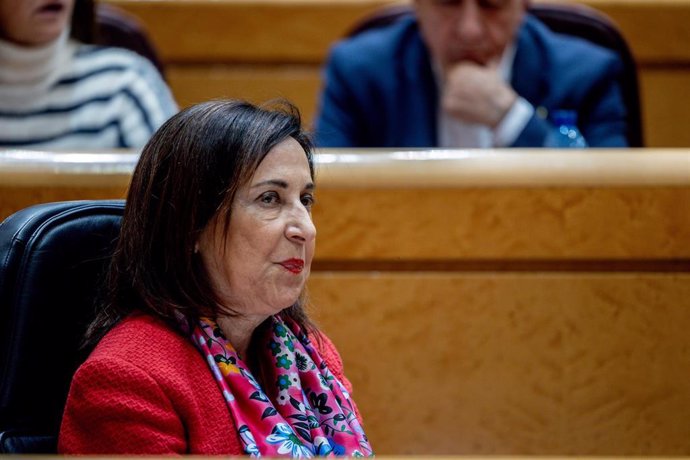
[
  {"xmin": 309, "ymin": 273, "xmax": 690, "ymax": 455},
  {"xmin": 312, "ymin": 186, "xmax": 690, "ymax": 260}
]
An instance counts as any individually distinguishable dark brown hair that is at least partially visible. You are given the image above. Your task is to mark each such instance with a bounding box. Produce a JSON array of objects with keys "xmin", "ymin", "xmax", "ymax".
[
  {"xmin": 70, "ymin": 0, "xmax": 96, "ymax": 44},
  {"xmin": 86, "ymin": 99, "xmax": 315, "ymax": 344}
]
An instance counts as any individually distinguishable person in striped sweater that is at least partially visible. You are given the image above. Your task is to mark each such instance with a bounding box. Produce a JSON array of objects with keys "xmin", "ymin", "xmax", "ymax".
[{"xmin": 0, "ymin": 0, "xmax": 177, "ymax": 149}]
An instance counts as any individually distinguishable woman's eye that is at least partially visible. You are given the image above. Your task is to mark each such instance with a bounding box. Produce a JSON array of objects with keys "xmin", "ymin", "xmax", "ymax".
[
  {"xmin": 259, "ymin": 192, "xmax": 279, "ymax": 205},
  {"xmin": 301, "ymin": 194, "xmax": 315, "ymax": 209}
]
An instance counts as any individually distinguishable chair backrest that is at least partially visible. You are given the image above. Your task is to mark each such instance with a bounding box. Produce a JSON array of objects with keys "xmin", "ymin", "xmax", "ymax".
[
  {"xmin": 528, "ymin": 3, "xmax": 643, "ymax": 147},
  {"xmin": 95, "ymin": 3, "xmax": 166, "ymax": 78},
  {"xmin": 0, "ymin": 200, "xmax": 125, "ymax": 453},
  {"xmin": 346, "ymin": 2, "xmax": 643, "ymax": 147},
  {"xmin": 71, "ymin": 1, "xmax": 165, "ymax": 78}
]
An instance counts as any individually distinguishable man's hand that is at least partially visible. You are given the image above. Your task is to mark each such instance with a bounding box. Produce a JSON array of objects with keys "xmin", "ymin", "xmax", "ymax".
[{"xmin": 441, "ymin": 61, "xmax": 518, "ymax": 128}]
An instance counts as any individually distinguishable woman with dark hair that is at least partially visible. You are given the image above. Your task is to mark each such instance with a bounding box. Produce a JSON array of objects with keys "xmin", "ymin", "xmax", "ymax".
[
  {"xmin": 0, "ymin": 0, "xmax": 176, "ymax": 148},
  {"xmin": 58, "ymin": 100, "xmax": 372, "ymax": 457}
]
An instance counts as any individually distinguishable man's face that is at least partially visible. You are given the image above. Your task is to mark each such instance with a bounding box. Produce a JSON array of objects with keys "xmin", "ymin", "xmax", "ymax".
[{"xmin": 415, "ymin": 0, "xmax": 527, "ymax": 71}]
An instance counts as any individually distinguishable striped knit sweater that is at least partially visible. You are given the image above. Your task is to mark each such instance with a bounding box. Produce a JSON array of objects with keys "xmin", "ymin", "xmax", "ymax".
[{"xmin": 0, "ymin": 31, "xmax": 177, "ymax": 149}]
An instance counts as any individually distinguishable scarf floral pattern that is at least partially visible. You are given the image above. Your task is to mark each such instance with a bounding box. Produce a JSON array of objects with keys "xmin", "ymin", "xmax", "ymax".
[{"xmin": 190, "ymin": 315, "xmax": 373, "ymax": 457}]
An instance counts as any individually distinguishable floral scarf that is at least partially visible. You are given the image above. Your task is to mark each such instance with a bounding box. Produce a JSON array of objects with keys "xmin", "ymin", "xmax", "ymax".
[{"xmin": 190, "ymin": 315, "xmax": 373, "ymax": 457}]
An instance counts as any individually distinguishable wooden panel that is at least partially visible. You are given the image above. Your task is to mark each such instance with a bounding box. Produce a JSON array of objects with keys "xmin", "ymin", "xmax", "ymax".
[
  {"xmin": 312, "ymin": 186, "xmax": 690, "ymax": 260},
  {"xmin": 2, "ymin": 152, "xmax": 690, "ymax": 258},
  {"xmin": 107, "ymin": 0, "xmax": 690, "ymax": 65},
  {"xmin": 166, "ymin": 65, "xmax": 321, "ymax": 121},
  {"xmin": 639, "ymin": 67, "xmax": 690, "ymax": 147},
  {"xmin": 0, "ymin": 186, "xmax": 128, "ymax": 222},
  {"xmin": 107, "ymin": 0, "xmax": 392, "ymax": 63},
  {"xmin": 580, "ymin": 0, "xmax": 690, "ymax": 63},
  {"xmin": 308, "ymin": 273, "xmax": 690, "ymax": 454}
]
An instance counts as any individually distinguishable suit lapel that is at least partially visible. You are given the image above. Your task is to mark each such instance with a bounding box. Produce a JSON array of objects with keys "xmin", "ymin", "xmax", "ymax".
[{"xmin": 511, "ymin": 16, "xmax": 549, "ymax": 108}]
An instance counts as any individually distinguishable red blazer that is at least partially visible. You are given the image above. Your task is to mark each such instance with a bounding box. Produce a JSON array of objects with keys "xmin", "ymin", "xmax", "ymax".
[{"xmin": 58, "ymin": 313, "xmax": 359, "ymax": 455}]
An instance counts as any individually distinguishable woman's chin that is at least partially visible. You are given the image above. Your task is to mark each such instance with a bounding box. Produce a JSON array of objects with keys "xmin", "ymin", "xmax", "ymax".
[{"xmin": 22, "ymin": 27, "xmax": 64, "ymax": 46}]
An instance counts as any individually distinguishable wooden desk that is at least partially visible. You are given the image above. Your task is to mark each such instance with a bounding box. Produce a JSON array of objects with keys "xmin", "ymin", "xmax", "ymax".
[
  {"xmin": 2, "ymin": 148, "xmax": 690, "ymax": 454},
  {"xmin": 306, "ymin": 149, "xmax": 690, "ymax": 454}
]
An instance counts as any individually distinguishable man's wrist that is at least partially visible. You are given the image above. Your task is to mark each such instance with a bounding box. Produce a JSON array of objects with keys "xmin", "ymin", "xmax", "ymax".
[{"xmin": 493, "ymin": 96, "xmax": 534, "ymax": 147}]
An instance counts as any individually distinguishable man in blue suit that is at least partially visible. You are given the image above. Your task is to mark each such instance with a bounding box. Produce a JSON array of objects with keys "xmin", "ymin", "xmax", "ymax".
[{"xmin": 314, "ymin": 0, "xmax": 628, "ymax": 148}]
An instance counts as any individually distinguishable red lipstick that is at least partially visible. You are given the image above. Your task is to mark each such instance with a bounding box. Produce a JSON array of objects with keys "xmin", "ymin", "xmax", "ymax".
[{"xmin": 280, "ymin": 258, "xmax": 304, "ymax": 274}]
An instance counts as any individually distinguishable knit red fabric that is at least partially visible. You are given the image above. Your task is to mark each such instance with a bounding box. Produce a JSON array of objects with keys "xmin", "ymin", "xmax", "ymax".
[{"xmin": 58, "ymin": 313, "xmax": 359, "ymax": 455}]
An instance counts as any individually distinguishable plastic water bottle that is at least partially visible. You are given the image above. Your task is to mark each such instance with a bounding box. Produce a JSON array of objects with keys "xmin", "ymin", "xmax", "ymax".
[{"xmin": 544, "ymin": 110, "xmax": 588, "ymax": 148}]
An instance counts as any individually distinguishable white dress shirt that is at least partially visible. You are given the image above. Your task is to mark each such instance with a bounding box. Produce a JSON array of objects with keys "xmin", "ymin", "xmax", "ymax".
[{"xmin": 437, "ymin": 44, "xmax": 534, "ymax": 148}]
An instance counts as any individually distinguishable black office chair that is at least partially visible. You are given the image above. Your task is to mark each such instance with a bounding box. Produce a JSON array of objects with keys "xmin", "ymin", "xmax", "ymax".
[
  {"xmin": 0, "ymin": 200, "xmax": 125, "ymax": 453},
  {"xmin": 346, "ymin": 2, "xmax": 643, "ymax": 147}
]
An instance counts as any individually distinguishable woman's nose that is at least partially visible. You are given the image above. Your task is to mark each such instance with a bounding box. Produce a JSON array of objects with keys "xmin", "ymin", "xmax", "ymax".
[{"xmin": 286, "ymin": 206, "xmax": 316, "ymax": 243}]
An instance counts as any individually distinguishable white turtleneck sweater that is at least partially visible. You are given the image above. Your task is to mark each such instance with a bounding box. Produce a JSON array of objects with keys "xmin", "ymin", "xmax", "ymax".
[{"xmin": 0, "ymin": 31, "xmax": 177, "ymax": 149}]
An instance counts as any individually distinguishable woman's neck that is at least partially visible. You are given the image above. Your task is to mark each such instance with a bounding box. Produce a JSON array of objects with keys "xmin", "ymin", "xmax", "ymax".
[
  {"xmin": 0, "ymin": 29, "xmax": 73, "ymax": 90},
  {"xmin": 216, "ymin": 314, "xmax": 268, "ymax": 359}
]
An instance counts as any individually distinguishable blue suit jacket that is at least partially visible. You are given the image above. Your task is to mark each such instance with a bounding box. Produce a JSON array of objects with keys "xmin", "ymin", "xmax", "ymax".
[{"xmin": 314, "ymin": 15, "xmax": 628, "ymax": 148}]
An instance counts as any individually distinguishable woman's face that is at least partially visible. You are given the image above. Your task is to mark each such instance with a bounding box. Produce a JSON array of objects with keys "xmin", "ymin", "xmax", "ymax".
[
  {"xmin": 0, "ymin": 0, "xmax": 74, "ymax": 46},
  {"xmin": 197, "ymin": 137, "xmax": 316, "ymax": 323}
]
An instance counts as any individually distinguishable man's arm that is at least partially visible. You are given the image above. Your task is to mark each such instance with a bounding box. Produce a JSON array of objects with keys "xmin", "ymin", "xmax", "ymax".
[
  {"xmin": 518, "ymin": 67, "xmax": 628, "ymax": 147},
  {"xmin": 313, "ymin": 48, "xmax": 365, "ymax": 148}
]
